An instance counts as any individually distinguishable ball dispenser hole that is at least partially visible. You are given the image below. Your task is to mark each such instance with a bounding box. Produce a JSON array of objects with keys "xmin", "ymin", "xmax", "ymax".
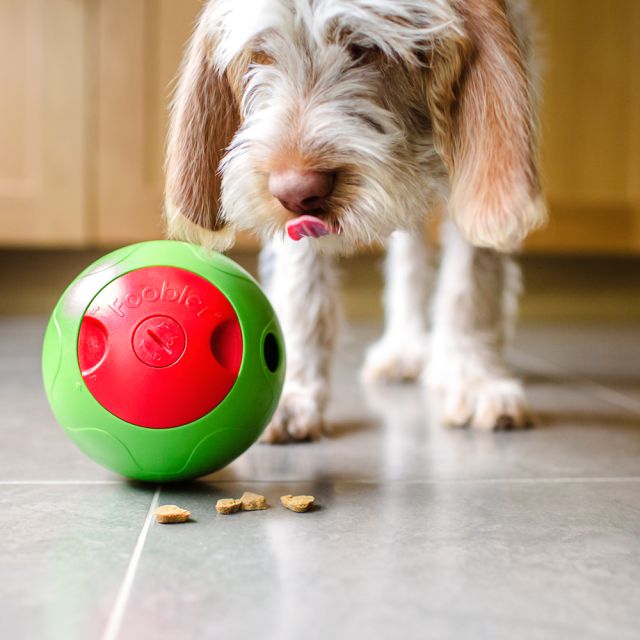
[
  {"xmin": 78, "ymin": 316, "xmax": 108, "ymax": 375},
  {"xmin": 210, "ymin": 319, "xmax": 242, "ymax": 371},
  {"xmin": 263, "ymin": 332, "xmax": 280, "ymax": 373}
]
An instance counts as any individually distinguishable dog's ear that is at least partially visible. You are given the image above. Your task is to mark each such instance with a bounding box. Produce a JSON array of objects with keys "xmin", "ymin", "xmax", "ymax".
[
  {"xmin": 425, "ymin": 0, "xmax": 546, "ymax": 251},
  {"xmin": 165, "ymin": 9, "xmax": 240, "ymax": 249}
]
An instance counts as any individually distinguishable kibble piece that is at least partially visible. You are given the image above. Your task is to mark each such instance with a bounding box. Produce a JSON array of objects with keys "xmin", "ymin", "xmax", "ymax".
[
  {"xmin": 280, "ymin": 495, "xmax": 315, "ymax": 513},
  {"xmin": 216, "ymin": 498, "xmax": 242, "ymax": 515},
  {"xmin": 154, "ymin": 505, "xmax": 191, "ymax": 524},
  {"xmin": 240, "ymin": 491, "xmax": 268, "ymax": 511}
]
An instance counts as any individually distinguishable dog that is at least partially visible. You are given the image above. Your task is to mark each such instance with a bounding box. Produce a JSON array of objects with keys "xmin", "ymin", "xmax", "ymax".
[{"xmin": 164, "ymin": 0, "xmax": 546, "ymax": 443}]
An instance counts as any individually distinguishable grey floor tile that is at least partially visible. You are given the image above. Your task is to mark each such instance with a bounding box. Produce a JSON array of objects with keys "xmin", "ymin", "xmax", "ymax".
[
  {"xmin": 0, "ymin": 316, "xmax": 48, "ymax": 360},
  {"xmin": 513, "ymin": 324, "xmax": 640, "ymax": 388},
  {"xmin": 208, "ymin": 377, "xmax": 640, "ymax": 483},
  {"xmin": 206, "ymin": 324, "xmax": 640, "ymax": 483},
  {"xmin": 0, "ymin": 483, "xmax": 156, "ymax": 640},
  {"xmin": 2, "ymin": 313, "xmax": 640, "ymax": 640},
  {"xmin": 2, "ymin": 318, "xmax": 640, "ymax": 483},
  {"xmin": 115, "ymin": 480, "xmax": 640, "ymax": 640}
]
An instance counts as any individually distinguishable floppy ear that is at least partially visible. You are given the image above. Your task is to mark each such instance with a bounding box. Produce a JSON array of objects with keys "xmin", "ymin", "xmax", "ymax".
[
  {"xmin": 426, "ymin": 0, "xmax": 546, "ymax": 251},
  {"xmin": 165, "ymin": 11, "xmax": 240, "ymax": 249}
]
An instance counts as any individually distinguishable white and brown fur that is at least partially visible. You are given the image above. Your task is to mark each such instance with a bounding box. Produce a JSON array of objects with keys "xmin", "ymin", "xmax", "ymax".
[{"xmin": 165, "ymin": 0, "xmax": 546, "ymax": 442}]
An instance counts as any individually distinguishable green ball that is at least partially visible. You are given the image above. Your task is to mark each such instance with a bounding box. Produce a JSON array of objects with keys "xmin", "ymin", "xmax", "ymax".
[{"xmin": 42, "ymin": 241, "xmax": 285, "ymax": 482}]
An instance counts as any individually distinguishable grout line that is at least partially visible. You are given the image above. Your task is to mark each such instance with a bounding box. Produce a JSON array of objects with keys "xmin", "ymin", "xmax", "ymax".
[
  {"xmin": 513, "ymin": 348, "xmax": 640, "ymax": 415},
  {"xmin": 142, "ymin": 476, "xmax": 640, "ymax": 486},
  {"xmin": 1, "ymin": 477, "xmax": 640, "ymax": 487},
  {"xmin": 0, "ymin": 480, "xmax": 122, "ymax": 485},
  {"xmin": 192, "ymin": 477, "xmax": 640, "ymax": 485},
  {"xmin": 101, "ymin": 486, "xmax": 161, "ymax": 640},
  {"xmin": 395, "ymin": 477, "xmax": 640, "ymax": 485}
]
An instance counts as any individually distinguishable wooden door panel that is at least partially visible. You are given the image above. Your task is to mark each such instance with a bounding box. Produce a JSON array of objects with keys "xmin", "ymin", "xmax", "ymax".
[
  {"xmin": 95, "ymin": 0, "xmax": 203, "ymax": 244},
  {"xmin": 527, "ymin": 0, "xmax": 640, "ymax": 253},
  {"xmin": 0, "ymin": 0, "xmax": 86, "ymax": 246}
]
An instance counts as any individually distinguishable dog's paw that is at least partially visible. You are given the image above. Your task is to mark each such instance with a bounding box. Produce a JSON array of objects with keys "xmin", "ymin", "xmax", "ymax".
[
  {"xmin": 360, "ymin": 334, "xmax": 427, "ymax": 384},
  {"xmin": 260, "ymin": 390, "xmax": 324, "ymax": 443},
  {"xmin": 426, "ymin": 350, "xmax": 529, "ymax": 430}
]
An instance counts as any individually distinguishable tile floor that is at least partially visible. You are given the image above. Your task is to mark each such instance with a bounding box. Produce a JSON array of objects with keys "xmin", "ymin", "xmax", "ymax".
[{"xmin": 1, "ymin": 316, "xmax": 640, "ymax": 640}]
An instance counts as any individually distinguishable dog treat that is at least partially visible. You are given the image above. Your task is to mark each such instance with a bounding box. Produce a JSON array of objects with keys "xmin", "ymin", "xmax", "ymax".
[
  {"xmin": 280, "ymin": 495, "xmax": 315, "ymax": 513},
  {"xmin": 154, "ymin": 505, "xmax": 191, "ymax": 524},
  {"xmin": 240, "ymin": 491, "xmax": 268, "ymax": 511},
  {"xmin": 216, "ymin": 498, "xmax": 242, "ymax": 515}
]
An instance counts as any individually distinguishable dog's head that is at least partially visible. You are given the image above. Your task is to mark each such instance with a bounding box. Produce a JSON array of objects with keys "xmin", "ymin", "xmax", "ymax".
[{"xmin": 165, "ymin": 0, "xmax": 546, "ymax": 253}]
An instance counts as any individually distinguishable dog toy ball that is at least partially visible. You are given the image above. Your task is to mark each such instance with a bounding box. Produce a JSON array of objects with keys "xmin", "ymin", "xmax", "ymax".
[{"xmin": 42, "ymin": 240, "xmax": 285, "ymax": 482}]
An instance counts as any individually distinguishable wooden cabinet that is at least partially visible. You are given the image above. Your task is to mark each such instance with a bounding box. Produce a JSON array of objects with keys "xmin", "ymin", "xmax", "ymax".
[
  {"xmin": 0, "ymin": 0, "xmax": 87, "ymax": 246},
  {"xmin": 95, "ymin": 0, "xmax": 202, "ymax": 244},
  {"xmin": 525, "ymin": 0, "xmax": 640, "ymax": 253},
  {"xmin": 0, "ymin": 0, "xmax": 639, "ymax": 253}
]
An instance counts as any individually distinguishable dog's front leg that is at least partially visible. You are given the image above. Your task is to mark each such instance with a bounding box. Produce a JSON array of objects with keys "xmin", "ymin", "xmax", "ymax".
[
  {"xmin": 361, "ymin": 230, "xmax": 434, "ymax": 383},
  {"xmin": 259, "ymin": 237, "xmax": 337, "ymax": 443},
  {"xmin": 426, "ymin": 220, "xmax": 527, "ymax": 429}
]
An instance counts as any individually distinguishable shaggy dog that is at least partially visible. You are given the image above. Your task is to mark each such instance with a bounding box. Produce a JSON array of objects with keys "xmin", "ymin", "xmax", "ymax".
[{"xmin": 165, "ymin": 0, "xmax": 546, "ymax": 442}]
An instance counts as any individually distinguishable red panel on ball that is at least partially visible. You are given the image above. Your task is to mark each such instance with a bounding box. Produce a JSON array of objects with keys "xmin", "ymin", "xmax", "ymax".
[{"xmin": 78, "ymin": 266, "xmax": 243, "ymax": 428}]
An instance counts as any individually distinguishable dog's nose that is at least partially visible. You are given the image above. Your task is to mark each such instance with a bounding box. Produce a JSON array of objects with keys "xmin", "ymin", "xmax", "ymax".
[{"xmin": 268, "ymin": 169, "xmax": 335, "ymax": 214}]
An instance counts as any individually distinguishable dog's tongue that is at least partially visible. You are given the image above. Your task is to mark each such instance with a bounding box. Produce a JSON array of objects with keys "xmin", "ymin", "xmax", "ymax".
[{"xmin": 286, "ymin": 215, "xmax": 333, "ymax": 241}]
